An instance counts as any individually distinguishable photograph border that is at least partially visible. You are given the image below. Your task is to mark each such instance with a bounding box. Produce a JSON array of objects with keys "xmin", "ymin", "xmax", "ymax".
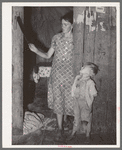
[{"xmin": 2, "ymin": 1, "xmax": 121, "ymax": 149}]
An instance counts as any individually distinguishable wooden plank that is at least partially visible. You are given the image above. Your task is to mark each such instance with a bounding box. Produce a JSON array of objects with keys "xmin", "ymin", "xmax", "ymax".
[
  {"xmin": 12, "ymin": 7, "xmax": 24, "ymax": 134},
  {"xmin": 93, "ymin": 11, "xmax": 110, "ymax": 133},
  {"xmin": 92, "ymin": 7, "xmax": 116, "ymax": 133},
  {"xmin": 73, "ymin": 7, "xmax": 86, "ymax": 76},
  {"xmin": 84, "ymin": 8, "xmax": 96, "ymax": 64},
  {"xmin": 105, "ymin": 7, "xmax": 116, "ymax": 133}
]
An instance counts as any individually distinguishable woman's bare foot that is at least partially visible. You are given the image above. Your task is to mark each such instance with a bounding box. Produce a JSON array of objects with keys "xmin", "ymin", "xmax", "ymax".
[
  {"xmin": 54, "ymin": 129, "xmax": 64, "ymax": 142},
  {"xmin": 66, "ymin": 130, "xmax": 76, "ymax": 141}
]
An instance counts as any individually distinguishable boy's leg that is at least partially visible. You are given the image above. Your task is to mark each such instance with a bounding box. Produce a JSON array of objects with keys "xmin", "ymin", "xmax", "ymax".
[
  {"xmin": 72, "ymin": 98, "xmax": 81, "ymax": 134},
  {"xmin": 83, "ymin": 113, "xmax": 92, "ymax": 144},
  {"xmin": 80, "ymin": 100, "xmax": 92, "ymax": 137},
  {"xmin": 86, "ymin": 113, "xmax": 92, "ymax": 137}
]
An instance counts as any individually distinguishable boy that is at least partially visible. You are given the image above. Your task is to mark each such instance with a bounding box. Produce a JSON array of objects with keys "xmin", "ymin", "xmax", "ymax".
[{"xmin": 67, "ymin": 62, "xmax": 99, "ymax": 141}]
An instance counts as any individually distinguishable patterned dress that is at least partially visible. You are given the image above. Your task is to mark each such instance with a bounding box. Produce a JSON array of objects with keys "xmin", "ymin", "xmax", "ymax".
[{"xmin": 48, "ymin": 32, "xmax": 74, "ymax": 116}]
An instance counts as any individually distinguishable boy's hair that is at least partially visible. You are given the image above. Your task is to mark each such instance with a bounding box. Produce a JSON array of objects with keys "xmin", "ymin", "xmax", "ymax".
[
  {"xmin": 84, "ymin": 62, "xmax": 99, "ymax": 75},
  {"xmin": 61, "ymin": 11, "xmax": 73, "ymax": 24}
]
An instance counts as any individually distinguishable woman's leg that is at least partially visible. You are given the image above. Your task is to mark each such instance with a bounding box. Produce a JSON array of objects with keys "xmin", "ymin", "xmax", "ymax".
[
  {"xmin": 54, "ymin": 113, "xmax": 64, "ymax": 141},
  {"xmin": 57, "ymin": 113, "xmax": 63, "ymax": 130},
  {"xmin": 63, "ymin": 114, "xmax": 67, "ymax": 122}
]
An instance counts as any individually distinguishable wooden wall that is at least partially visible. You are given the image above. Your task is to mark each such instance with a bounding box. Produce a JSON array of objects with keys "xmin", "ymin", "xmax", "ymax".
[{"xmin": 74, "ymin": 7, "xmax": 116, "ymax": 134}]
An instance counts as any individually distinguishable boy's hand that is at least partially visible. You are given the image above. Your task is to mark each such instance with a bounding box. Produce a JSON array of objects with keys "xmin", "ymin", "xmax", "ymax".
[
  {"xmin": 71, "ymin": 75, "xmax": 81, "ymax": 97},
  {"xmin": 74, "ymin": 75, "xmax": 81, "ymax": 83},
  {"xmin": 75, "ymin": 75, "xmax": 81, "ymax": 80}
]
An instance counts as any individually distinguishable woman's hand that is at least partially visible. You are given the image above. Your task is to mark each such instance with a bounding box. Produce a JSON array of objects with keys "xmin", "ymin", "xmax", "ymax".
[{"xmin": 28, "ymin": 43, "xmax": 38, "ymax": 53}]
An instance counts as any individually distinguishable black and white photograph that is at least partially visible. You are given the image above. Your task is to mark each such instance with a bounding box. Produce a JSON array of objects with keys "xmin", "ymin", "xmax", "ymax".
[{"xmin": 2, "ymin": 2, "xmax": 120, "ymax": 148}]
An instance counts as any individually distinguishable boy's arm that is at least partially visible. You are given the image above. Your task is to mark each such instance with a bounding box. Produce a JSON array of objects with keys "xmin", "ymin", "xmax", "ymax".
[
  {"xmin": 89, "ymin": 81, "xmax": 97, "ymax": 100},
  {"xmin": 71, "ymin": 75, "xmax": 81, "ymax": 97},
  {"xmin": 71, "ymin": 85, "xmax": 75, "ymax": 97}
]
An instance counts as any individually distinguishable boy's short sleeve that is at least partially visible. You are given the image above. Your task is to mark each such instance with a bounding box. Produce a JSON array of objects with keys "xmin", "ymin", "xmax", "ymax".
[{"xmin": 89, "ymin": 81, "xmax": 97, "ymax": 97}]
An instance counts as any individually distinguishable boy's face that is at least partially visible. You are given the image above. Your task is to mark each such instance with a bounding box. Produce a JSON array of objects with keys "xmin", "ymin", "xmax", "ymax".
[{"xmin": 80, "ymin": 65, "xmax": 93, "ymax": 76}]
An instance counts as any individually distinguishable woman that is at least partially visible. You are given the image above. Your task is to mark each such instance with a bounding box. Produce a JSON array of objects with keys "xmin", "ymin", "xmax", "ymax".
[{"xmin": 29, "ymin": 11, "xmax": 74, "ymax": 141}]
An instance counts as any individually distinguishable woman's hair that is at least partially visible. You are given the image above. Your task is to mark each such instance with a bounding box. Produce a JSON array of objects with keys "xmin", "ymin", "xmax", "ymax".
[
  {"xmin": 61, "ymin": 11, "xmax": 73, "ymax": 24},
  {"xmin": 85, "ymin": 62, "xmax": 99, "ymax": 75}
]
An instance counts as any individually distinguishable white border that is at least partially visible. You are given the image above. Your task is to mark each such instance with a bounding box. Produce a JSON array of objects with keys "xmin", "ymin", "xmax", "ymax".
[{"xmin": 2, "ymin": 2, "xmax": 120, "ymax": 148}]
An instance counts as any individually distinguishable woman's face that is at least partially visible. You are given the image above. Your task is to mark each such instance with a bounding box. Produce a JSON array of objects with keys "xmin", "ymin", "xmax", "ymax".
[{"xmin": 61, "ymin": 19, "xmax": 73, "ymax": 34}]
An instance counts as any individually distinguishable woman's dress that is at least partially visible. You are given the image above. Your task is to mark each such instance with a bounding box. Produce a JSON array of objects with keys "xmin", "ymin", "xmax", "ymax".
[{"xmin": 48, "ymin": 32, "xmax": 74, "ymax": 116}]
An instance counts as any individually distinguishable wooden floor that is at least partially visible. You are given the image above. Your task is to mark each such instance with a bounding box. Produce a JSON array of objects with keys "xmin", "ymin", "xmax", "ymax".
[{"xmin": 12, "ymin": 127, "xmax": 116, "ymax": 145}]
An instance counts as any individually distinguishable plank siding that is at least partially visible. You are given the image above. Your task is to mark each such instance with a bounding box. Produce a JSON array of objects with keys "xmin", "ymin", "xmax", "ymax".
[{"xmin": 73, "ymin": 7, "xmax": 116, "ymax": 133}]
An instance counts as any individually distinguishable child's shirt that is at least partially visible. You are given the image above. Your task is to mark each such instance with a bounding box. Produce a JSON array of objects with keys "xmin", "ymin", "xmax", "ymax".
[{"xmin": 74, "ymin": 77, "xmax": 97, "ymax": 109}]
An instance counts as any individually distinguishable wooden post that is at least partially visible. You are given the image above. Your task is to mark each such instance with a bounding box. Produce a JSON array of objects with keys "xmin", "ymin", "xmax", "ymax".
[
  {"xmin": 73, "ymin": 7, "xmax": 86, "ymax": 77},
  {"xmin": 12, "ymin": 7, "xmax": 24, "ymax": 135}
]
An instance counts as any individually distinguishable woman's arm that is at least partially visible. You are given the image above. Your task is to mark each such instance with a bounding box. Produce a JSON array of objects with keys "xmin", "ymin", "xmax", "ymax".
[{"xmin": 28, "ymin": 43, "xmax": 54, "ymax": 59}]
